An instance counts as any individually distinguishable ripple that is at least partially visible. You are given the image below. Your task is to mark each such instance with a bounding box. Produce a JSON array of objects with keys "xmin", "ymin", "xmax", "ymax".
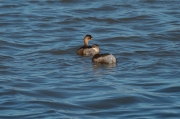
[
  {"xmin": 0, "ymin": 54, "xmax": 14, "ymax": 60},
  {"xmin": 155, "ymin": 86, "xmax": 180, "ymax": 93},
  {"xmin": 0, "ymin": 4, "xmax": 19, "ymax": 9}
]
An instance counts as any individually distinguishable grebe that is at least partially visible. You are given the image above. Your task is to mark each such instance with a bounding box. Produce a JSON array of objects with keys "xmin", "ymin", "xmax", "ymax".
[
  {"xmin": 77, "ymin": 34, "xmax": 95, "ymax": 56},
  {"xmin": 92, "ymin": 44, "xmax": 117, "ymax": 64}
]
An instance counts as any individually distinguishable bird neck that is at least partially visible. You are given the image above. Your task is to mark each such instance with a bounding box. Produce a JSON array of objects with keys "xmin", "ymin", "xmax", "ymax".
[
  {"xmin": 93, "ymin": 47, "xmax": 100, "ymax": 54},
  {"xmin": 84, "ymin": 38, "xmax": 89, "ymax": 46}
]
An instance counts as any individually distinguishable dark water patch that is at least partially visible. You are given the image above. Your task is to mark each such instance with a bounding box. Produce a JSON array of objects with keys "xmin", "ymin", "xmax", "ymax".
[
  {"xmin": 35, "ymin": 22, "xmax": 57, "ymax": 29},
  {"xmin": 142, "ymin": 0, "xmax": 157, "ymax": 3},
  {"xmin": 40, "ymin": 49, "xmax": 67, "ymax": 55},
  {"xmin": 101, "ymin": 36, "xmax": 141, "ymax": 43},
  {"xmin": 85, "ymin": 17, "xmax": 119, "ymax": 24},
  {"xmin": 118, "ymin": 14, "xmax": 154, "ymax": 22},
  {"xmin": 0, "ymin": 12, "xmax": 24, "ymax": 22},
  {"xmin": 90, "ymin": 27, "xmax": 119, "ymax": 34},
  {"xmin": 150, "ymin": 50, "xmax": 180, "ymax": 57},
  {"xmin": 156, "ymin": 112, "xmax": 180, "ymax": 119},
  {"xmin": 0, "ymin": 4, "xmax": 19, "ymax": 9},
  {"xmin": 0, "ymin": 65, "xmax": 11, "ymax": 69},
  {"xmin": 0, "ymin": 70, "xmax": 17, "ymax": 76},
  {"xmin": 0, "ymin": 22, "xmax": 13, "ymax": 27},
  {"xmin": 58, "ymin": 17, "xmax": 86, "ymax": 25},
  {"xmin": 164, "ymin": 11, "xmax": 180, "ymax": 18},
  {"xmin": 61, "ymin": 27, "xmax": 78, "ymax": 32},
  {"xmin": 90, "ymin": 5, "xmax": 118, "ymax": 11},
  {"xmin": 0, "ymin": 88, "xmax": 18, "ymax": 97},
  {"xmin": 0, "ymin": 55, "xmax": 14, "ymax": 60},
  {"xmin": 0, "ymin": 110, "xmax": 58, "ymax": 119},
  {"xmin": 28, "ymin": 100, "xmax": 82, "ymax": 111},
  {"xmin": 128, "ymin": 82, "xmax": 166, "ymax": 87},
  {"xmin": 27, "ymin": 0, "xmax": 52, "ymax": 6},
  {"xmin": 79, "ymin": 94, "xmax": 158, "ymax": 111},
  {"xmin": 31, "ymin": 89, "xmax": 70, "ymax": 99},
  {"xmin": 60, "ymin": 0, "xmax": 79, "ymax": 3},
  {"xmin": 10, "ymin": 82, "xmax": 35, "ymax": 89},
  {"xmin": 41, "ymin": 16, "xmax": 58, "ymax": 22},
  {"xmin": 155, "ymin": 86, "xmax": 180, "ymax": 94},
  {"xmin": 0, "ymin": 39, "xmax": 43, "ymax": 49},
  {"xmin": 39, "ymin": 46, "xmax": 78, "ymax": 55},
  {"xmin": 0, "ymin": 64, "xmax": 12, "ymax": 75},
  {"xmin": 114, "ymin": 3, "xmax": 133, "ymax": 8}
]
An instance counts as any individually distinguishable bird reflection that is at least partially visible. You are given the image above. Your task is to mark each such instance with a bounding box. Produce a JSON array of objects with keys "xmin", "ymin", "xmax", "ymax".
[{"xmin": 93, "ymin": 62, "xmax": 117, "ymax": 70}]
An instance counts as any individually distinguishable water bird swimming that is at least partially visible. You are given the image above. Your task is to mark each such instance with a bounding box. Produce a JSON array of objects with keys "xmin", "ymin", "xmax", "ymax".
[
  {"xmin": 77, "ymin": 34, "xmax": 96, "ymax": 56},
  {"xmin": 91, "ymin": 44, "xmax": 117, "ymax": 64}
]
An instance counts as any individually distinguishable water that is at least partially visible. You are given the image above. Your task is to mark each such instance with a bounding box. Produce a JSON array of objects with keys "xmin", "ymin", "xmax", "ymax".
[{"xmin": 0, "ymin": 0, "xmax": 180, "ymax": 118}]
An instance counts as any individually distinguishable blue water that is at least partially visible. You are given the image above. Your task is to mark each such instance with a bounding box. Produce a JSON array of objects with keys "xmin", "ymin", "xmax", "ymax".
[{"xmin": 0, "ymin": 0, "xmax": 180, "ymax": 118}]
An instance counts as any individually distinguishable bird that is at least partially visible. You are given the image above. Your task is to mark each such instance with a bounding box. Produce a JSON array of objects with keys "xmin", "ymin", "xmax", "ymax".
[
  {"xmin": 77, "ymin": 34, "xmax": 96, "ymax": 56},
  {"xmin": 91, "ymin": 44, "xmax": 117, "ymax": 64}
]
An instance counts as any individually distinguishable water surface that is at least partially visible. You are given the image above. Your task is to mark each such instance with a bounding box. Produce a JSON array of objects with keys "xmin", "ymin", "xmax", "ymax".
[{"xmin": 0, "ymin": 0, "xmax": 180, "ymax": 118}]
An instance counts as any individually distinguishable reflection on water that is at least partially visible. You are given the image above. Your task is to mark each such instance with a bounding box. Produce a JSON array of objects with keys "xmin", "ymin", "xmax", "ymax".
[{"xmin": 93, "ymin": 62, "xmax": 117, "ymax": 70}]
